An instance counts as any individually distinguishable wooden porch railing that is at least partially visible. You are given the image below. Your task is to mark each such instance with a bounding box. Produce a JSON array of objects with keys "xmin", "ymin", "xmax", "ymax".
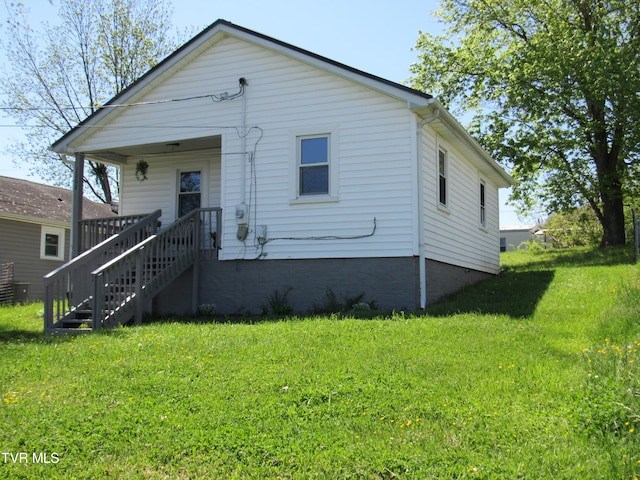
[
  {"xmin": 91, "ymin": 207, "xmax": 221, "ymax": 329},
  {"xmin": 43, "ymin": 210, "xmax": 161, "ymax": 332},
  {"xmin": 197, "ymin": 207, "xmax": 222, "ymax": 259},
  {"xmin": 79, "ymin": 213, "xmax": 154, "ymax": 253}
]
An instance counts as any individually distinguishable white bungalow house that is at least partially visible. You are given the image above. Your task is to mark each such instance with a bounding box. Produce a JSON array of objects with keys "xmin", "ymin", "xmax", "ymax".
[{"xmin": 46, "ymin": 20, "xmax": 513, "ymax": 331}]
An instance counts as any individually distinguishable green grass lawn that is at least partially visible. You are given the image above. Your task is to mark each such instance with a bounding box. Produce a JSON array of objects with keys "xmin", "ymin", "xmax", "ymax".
[{"xmin": 1, "ymin": 247, "xmax": 638, "ymax": 479}]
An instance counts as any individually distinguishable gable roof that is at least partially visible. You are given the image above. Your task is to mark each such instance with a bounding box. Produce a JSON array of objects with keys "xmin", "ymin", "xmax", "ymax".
[
  {"xmin": 50, "ymin": 19, "xmax": 513, "ymax": 187},
  {"xmin": 51, "ymin": 19, "xmax": 433, "ymax": 153},
  {"xmin": 0, "ymin": 176, "xmax": 115, "ymax": 224}
]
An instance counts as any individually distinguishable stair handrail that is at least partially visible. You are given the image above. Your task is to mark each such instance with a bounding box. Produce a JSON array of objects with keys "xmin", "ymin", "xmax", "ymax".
[
  {"xmin": 79, "ymin": 212, "xmax": 153, "ymax": 253},
  {"xmin": 91, "ymin": 209, "xmax": 201, "ymax": 330},
  {"xmin": 43, "ymin": 209, "xmax": 162, "ymax": 332}
]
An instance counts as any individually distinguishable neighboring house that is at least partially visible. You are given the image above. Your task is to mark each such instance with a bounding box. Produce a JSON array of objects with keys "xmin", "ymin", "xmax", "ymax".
[
  {"xmin": 499, "ymin": 226, "xmax": 536, "ymax": 252},
  {"xmin": 0, "ymin": 176, "xmax": 114, "ymax": 302},
  {"xmin": 47, "ymin": 20, "xmax": 513, "ymax": 330}
]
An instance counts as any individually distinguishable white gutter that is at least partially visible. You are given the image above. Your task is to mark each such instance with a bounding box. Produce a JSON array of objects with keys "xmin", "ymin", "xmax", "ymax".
[{"xmin": 416, "ymin": 104, "xmax": 440, "ymax": 309}]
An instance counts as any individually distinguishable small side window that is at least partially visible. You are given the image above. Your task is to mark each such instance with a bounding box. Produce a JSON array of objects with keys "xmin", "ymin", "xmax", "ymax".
[
  {"xmin": 438, "ymin": 148, "xmax": 448, "ymax": 207},
  {"xmin": 40, "ymin": 226, "xmax": 65, "ymax": 261},
  {"xmin": 480, "ymin": 180, "xmax": 486, "ymax": 228}
]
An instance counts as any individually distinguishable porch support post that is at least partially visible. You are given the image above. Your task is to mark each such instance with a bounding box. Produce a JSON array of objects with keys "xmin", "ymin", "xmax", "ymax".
[{"xmin": 70, "ymin": 152, "xmax": 85, "ymax": 259}]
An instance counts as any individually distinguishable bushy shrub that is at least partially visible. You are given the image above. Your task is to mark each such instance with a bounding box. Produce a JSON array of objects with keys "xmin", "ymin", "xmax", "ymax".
[{"xmin": 544, "ymin": 207, "xmax": 603, "ymax": 248}]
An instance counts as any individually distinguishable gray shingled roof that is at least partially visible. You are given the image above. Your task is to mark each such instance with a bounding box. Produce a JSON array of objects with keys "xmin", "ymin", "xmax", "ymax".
[{"xmin": 0, "ymin": 176, "xmax": 115, "ymax": 223}]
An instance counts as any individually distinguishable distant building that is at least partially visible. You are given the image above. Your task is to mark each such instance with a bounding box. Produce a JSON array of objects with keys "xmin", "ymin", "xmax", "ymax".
[{"xmin": 499, "ymin": 226, "xmax": 536, "ymax": 252}]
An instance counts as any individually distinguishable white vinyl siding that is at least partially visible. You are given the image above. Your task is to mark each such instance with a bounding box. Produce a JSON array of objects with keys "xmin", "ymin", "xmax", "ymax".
[
  {"xmin": 0, "ymin": 218, "xmax": 69, "ymax": 300},
  {"xmin": 120, "ymin": 150, "xmax": 218, "ymax": 226},
  {"xmin": 422, "ymin": 130, "xmax": 500, "ymax": 274},
  {"xmin": 76, "ymin": 34, "xmax": 501, "ymax": 270}
]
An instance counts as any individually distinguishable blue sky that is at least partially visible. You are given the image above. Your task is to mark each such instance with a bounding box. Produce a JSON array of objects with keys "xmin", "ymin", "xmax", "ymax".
[{"xmin": 0, "ymin": 0, "xmax": 528, "ymax": 226}]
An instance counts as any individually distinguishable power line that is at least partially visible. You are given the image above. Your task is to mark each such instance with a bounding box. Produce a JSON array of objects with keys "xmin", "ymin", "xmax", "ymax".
[{"xmin": 0, "ymin": 83, "xmax": 245, "ymax": 113}]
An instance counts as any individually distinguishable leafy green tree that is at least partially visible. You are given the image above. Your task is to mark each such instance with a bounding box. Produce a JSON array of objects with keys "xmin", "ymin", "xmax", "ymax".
[
  {"xmin": 543, "ymin": 207, "xmax": 603, "ymax": 248},
  {"xmin": 1, "ymin": 0, "xmax": 179, "ymax": 203},
  {"xmin": 410, "ymin": 0, "xmax": 640, "ymax": 246}
]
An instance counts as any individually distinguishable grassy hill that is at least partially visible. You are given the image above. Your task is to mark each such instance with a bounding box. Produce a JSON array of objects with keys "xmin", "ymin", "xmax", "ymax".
[{"xmin": 1, "ymin": 247, "xmax": 638, "ymax": 479}]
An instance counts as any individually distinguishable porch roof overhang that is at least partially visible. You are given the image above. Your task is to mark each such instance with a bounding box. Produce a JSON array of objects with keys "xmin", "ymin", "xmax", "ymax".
[
  {"xmin": 59, "ymin": 135, "xmax": 222, "ymax": 166},
  {"xmin": 412, "ymin": 101, "xmax": 515, "ymax": 189}
]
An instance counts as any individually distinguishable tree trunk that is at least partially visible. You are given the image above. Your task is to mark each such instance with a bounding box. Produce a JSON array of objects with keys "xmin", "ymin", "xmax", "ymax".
[
  {"xmin": 600, "ymin": 191, "xmax": 626, "ymax": 247},
  {"xmin": 596, "ymin": 150, "xmax": 626, "ymax": 246},
  {"xmin": 592, "ymin": 120, "xmax": 626, "ymax": 247}
]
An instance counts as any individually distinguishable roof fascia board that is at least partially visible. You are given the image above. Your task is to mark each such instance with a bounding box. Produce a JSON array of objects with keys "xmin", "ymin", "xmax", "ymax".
[{"xmin": 0, "ymin": 212, "xmax": 69, "ymax": 228}]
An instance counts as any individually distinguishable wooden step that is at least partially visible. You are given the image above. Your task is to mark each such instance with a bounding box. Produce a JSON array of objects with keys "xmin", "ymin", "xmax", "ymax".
[
  {"xmin": 73, "ymin": 309, "xmax": 93, "ymax": 319},
  {"xmin": 60, "ymin": 318, "xmax": 93, "ymax": 328},
  {"xmin": 48, "ymin": 327, "xmax": 92, "ymax": 335}
]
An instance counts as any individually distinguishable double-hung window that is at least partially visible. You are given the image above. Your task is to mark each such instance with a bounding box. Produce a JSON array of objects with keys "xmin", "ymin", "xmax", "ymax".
[
  {"xmin": 40, "ymin": 226, "xmax": 65, "ymax": 261},
  {"xmin": 178, "ymin": 171, "xmax": 201, "ymax": 217},
  {"xmin": 298, "ymin": 135, "xmax": 329, "ymax": 196},
  {"xmin": 479, "ymin": 180, "xmax": 487, "ymax": 228},
  {"xmin": 438, "ymin": 148, "xmax": 448, "ymax": 207}
]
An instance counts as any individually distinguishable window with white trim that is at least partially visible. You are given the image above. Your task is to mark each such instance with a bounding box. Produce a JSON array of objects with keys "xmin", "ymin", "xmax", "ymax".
[
  {"xmin": 298, "ymin": 135, "xmax": 329, "ymax": 196},
  {"xmin": 479, "ymin": 180, "xmax": 487, "ymax": 227},
  {"xmin": 40, "ymin": 226, "xmax": 65, "ymax": 261},
  {"xmin": 178, "ymin": 171, "xmax": 201, "ymax": 217},
  {"xmin": 438, "ymin": 148, "xmax": 448, "ymax": 207}
]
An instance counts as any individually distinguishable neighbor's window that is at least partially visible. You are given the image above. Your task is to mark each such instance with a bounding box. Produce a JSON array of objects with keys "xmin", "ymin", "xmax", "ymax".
[
  {"xmin": 178, "ymin": 171, "xmax": 201, "ymax": 216},
  {"xmin": 40, "ymin": 226, "xmax": 65, "ymax": 261},
  {"xmin": 500, "ymin": 237, "xmax": 507, "ymax": 252},
  {"xmin": 479, "ymin": 180, "xmax": 486, "ymax": 227},
  {"xmin": 438, "ymin": 148, "xmax": 448, "ymax": 207},
  {"xmin": 298, "ymin": 135, "xmax": 329, "ymax": 196}
]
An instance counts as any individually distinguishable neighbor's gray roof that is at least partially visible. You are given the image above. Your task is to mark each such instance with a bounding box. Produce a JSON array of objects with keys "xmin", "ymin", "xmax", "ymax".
[{"xmin": 0, "ymin": 176, "xmax": 115, "ymax": 223}]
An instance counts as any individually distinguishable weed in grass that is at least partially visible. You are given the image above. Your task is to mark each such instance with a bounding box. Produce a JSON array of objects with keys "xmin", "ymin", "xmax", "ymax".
[
  {"xmin": 261, "ymin": 287, "xmax": 293, "ymax": 316},
  {"xmin": 311, "ymin": 287, "xmax": 376, "ymax": 315}
]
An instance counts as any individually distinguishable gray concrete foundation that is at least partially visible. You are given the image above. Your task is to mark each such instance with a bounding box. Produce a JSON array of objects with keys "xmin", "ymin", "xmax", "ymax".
[{"xmin": 152, "ymin": 256, "xmax": 496, "ymax": 316}]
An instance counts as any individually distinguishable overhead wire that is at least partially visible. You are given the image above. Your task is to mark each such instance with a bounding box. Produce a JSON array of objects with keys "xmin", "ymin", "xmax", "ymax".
[{"xmin": 0, "ymin": 82, "xmax": 245, "ymax": 113}]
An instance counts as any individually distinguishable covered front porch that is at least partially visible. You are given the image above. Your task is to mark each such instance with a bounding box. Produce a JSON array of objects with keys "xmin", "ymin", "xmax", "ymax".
[
  {"xmin": 44, "ymin": 207, "xmax": 222, "ymax": 333},
  {"xmin": 44, "ymin": 132, "xmax": 225, "ymax": 333}
]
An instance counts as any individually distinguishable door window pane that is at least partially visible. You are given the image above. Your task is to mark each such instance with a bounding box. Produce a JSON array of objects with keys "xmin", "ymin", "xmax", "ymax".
[{"xmin": 178, "ymin": 171, "xmax": 201, "ymax": 216}]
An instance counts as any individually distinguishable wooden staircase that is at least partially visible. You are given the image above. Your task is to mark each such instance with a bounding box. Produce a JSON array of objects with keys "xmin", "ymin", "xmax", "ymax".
[
  {"xmin": 44, "ymin": 208, "xmax": 221, "ymax": 334},
  {"xmin": 58, "ymin": 302, "xmax": 93, "ymax": 330}
]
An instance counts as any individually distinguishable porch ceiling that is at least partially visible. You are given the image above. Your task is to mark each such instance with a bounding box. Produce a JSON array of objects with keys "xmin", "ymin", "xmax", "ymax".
[{"xmin": 85, "ymin": 135, "xmax": 222, "ymax": 165}]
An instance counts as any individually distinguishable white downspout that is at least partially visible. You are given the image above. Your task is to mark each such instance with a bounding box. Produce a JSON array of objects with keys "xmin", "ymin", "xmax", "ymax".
[{"xmin": 416, "ymin": 107, "xmax": 439, "ymax": 309}]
